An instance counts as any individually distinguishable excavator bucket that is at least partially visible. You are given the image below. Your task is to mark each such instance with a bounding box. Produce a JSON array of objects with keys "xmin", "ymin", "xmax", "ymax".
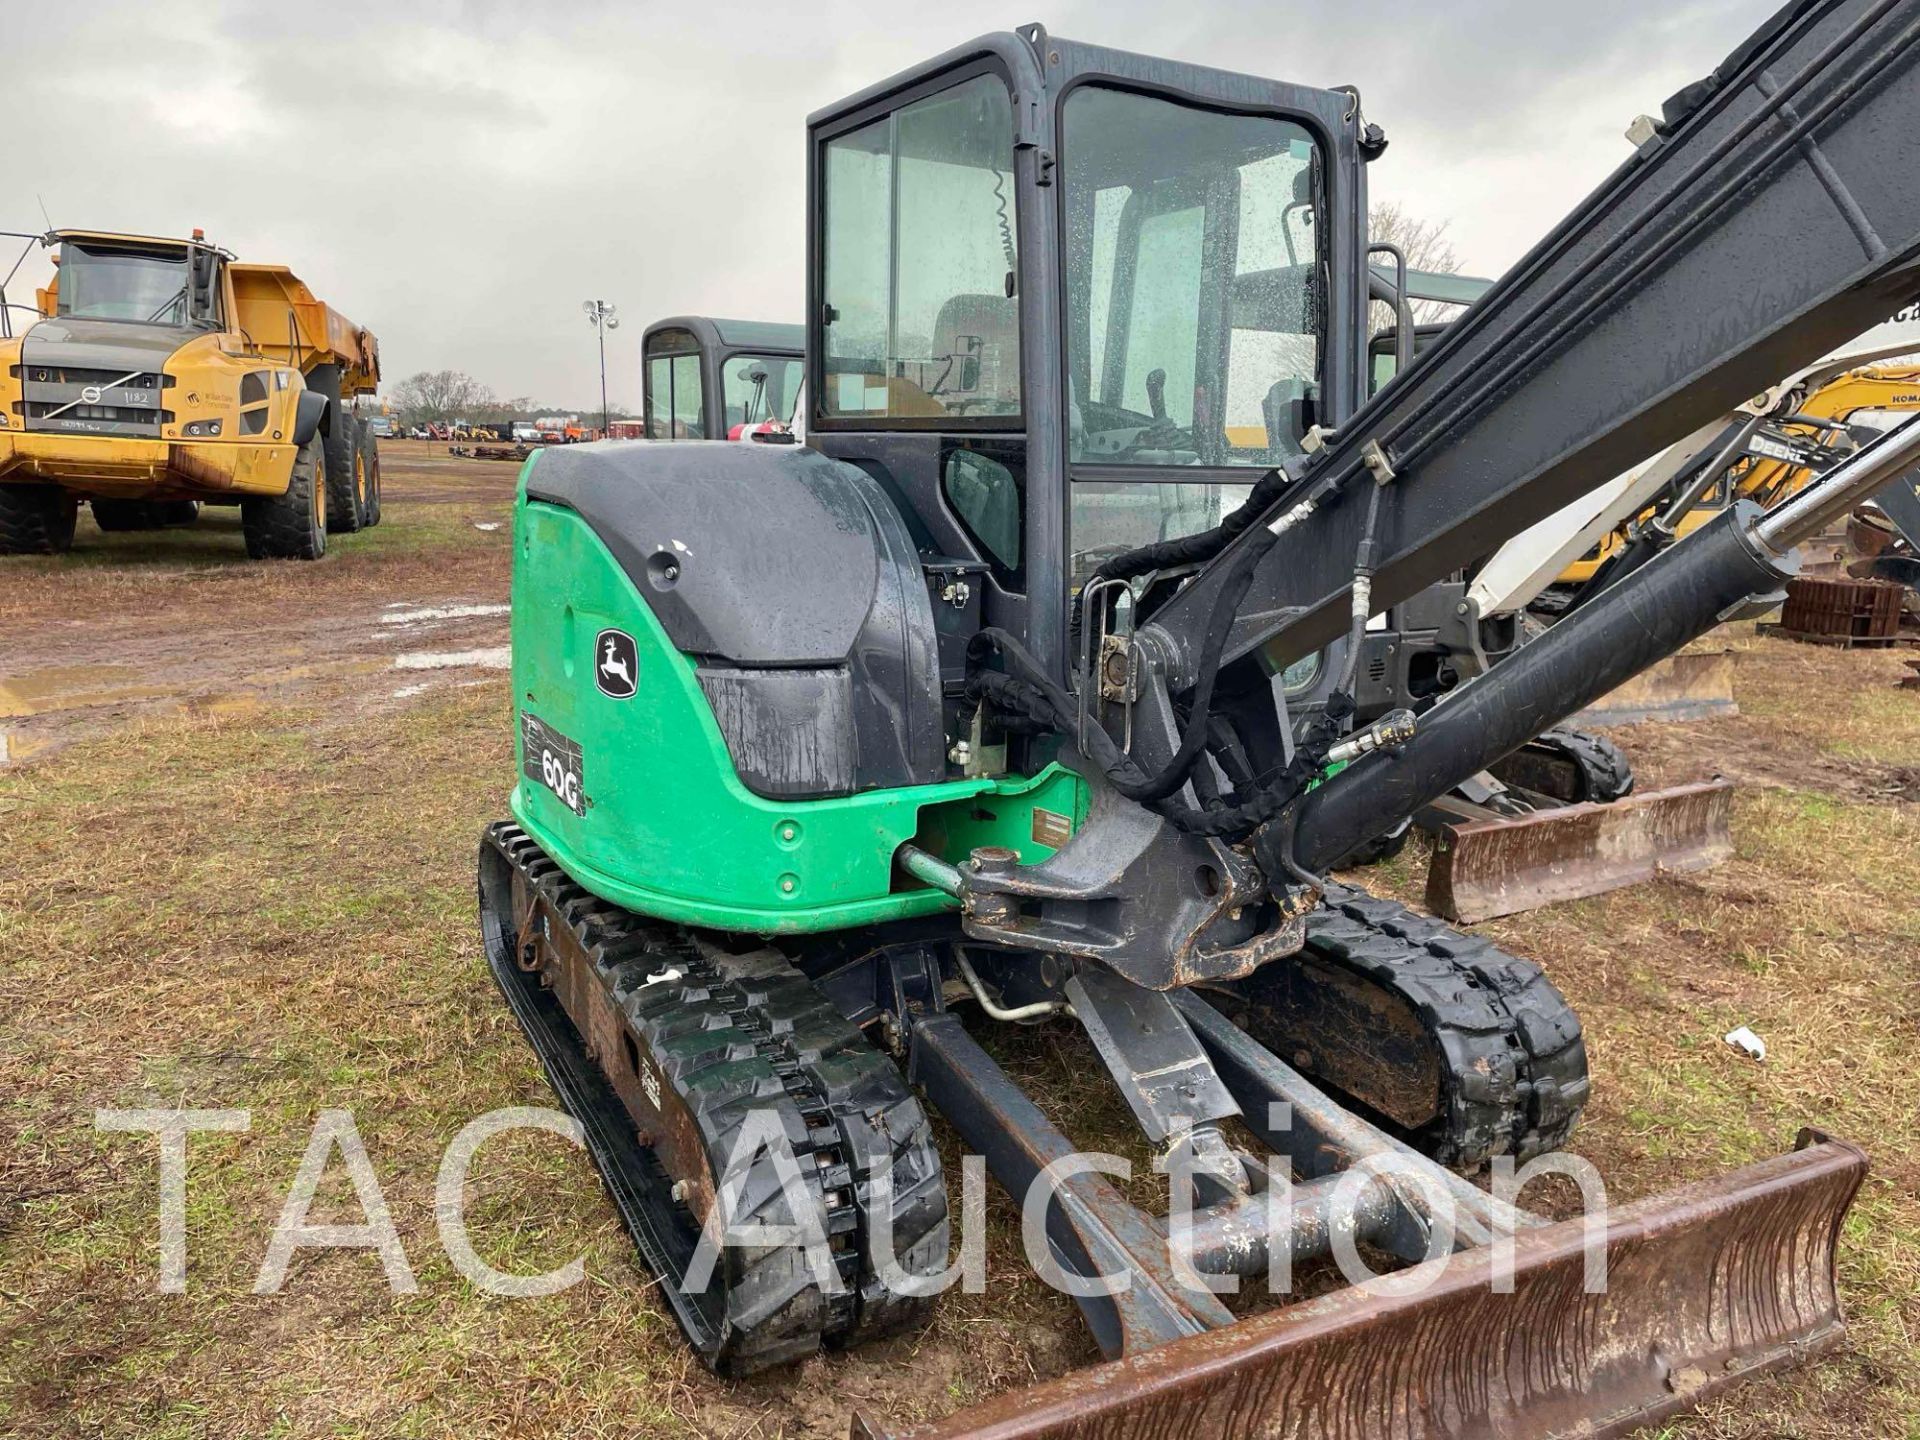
[
  {"xmin": 1423, "ymin": 778, "xmax": 1735, "ymax": 924},
  {"xmin": 853, "ymin": 1134, "xmax": 1866, "ymax": 1440}
]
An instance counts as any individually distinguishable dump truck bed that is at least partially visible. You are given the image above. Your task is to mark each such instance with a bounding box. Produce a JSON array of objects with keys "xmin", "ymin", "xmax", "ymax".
[{"xmin": 229, "ymin": 264, "xmax": 380, "ymax": 393}]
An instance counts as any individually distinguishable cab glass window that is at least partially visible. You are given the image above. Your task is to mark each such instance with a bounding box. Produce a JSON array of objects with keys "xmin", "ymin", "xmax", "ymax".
[
  {"xmin": 643, "ymin": 329, "xmax": 705, "ymax": 438},
  {"xmin": 58, "ymin": 243, "xmax": 196, "ymax": 326},
  {"xmin": 722, "ymin": 354, "xmax": 802, "ymax": 431},
  {"xmin": 943, "ymin": 446, "xmax": 1022, "ymax": 570},
  {"xmin": 821, "ymin": 73, "xmax": 1020, "ymax": 422},
  {"xmin": 1063, "ymin": 87, "xmax": 1321, "ymax": 467}
]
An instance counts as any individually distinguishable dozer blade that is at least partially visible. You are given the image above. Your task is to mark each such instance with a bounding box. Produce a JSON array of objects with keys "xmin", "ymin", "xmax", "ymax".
[
  {"xmin": 1573, "ymin": 649, "xmax": 1737, "ymax": 727},
  {"xmin": 1422, "ymin": 778, "xmax": 1734, "ymax": 925},
  {"xmin": 852, "ymin": 1135, "xmax": 1865, "ymax": 1440}
]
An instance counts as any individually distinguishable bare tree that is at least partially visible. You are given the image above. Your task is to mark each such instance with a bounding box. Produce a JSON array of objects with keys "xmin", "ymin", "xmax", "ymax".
[
  {"xmin": 1369, "ymin": 202, "xmax": 1464, "ymax": 325},
  {"xmin": 390, "ymin": 369, "xmax": 498, "ymax": 426}
]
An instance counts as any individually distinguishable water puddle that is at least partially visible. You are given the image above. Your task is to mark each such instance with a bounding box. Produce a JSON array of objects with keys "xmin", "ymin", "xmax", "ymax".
[
  {"xmin": 378, "ymin": 603, "xmax": 510, "ymax": 627},
  {"xmin": 0, "ymin": 665, "xmax": 175, "ymax": 719},
  {"xmin": 392, "ymin": 647, "xmax": 511, "ymax": 671},
  {"xmin": 0, "ymin": 729, "xmax": 55, "ymax": 766},
  {"xmin": 0, "ymin": 686, "xmax": 267, "ymax": 768}
]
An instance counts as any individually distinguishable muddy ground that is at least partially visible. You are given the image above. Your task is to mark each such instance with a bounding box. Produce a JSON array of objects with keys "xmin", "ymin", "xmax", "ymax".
[
  {"xmin": 1, "ymin": 440, "xmax": 1915, "ymax": 1438},
  {"xmin": 0, "ymin": 442, "xmax": 514, "ymax": 767}
]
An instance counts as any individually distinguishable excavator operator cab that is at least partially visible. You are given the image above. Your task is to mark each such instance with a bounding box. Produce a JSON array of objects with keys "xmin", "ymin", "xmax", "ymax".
[
  {"xmin": 640, "ymin": 315, "xmax": 803, "ymax": 440},
  {"xmin": 805, "ymin": 25, "xmax": 1372, "ymax": 679}
]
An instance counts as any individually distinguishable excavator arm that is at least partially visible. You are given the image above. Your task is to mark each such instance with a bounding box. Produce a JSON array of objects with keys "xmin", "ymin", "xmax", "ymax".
[
  {"xmin": 1143, "ymin": 0, "xmax": 1920, "ymax": 687},
  {"xmin": 965, "ymin": 0, "xmax": 1920, "ymax": 990}
]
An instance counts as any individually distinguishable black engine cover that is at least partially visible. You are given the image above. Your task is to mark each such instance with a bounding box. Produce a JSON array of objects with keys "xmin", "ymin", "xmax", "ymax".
[{"xmin": 526, "ymin": 441, "xmax": 944, "ymax": 798}]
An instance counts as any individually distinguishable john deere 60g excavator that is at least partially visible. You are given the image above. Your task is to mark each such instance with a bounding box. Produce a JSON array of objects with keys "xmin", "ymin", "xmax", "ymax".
[
  {"xmin": 479, "ymin": 5, "xmax": 1920, "ymax": 1435},
  {"xmin": 0, "ymin": 228, "xmax": 381, "ymax": 559}
]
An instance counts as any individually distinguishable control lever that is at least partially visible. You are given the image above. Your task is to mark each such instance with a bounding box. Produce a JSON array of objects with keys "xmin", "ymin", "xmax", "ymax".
[{"xmin": 1145, "ymin": 368, "xmax": 1167, "ymax": 422}]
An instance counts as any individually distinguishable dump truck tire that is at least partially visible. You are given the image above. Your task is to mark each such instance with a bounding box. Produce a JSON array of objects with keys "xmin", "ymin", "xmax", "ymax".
[
  {"xmin": 160, "ymin": 500, "xmax": 201, "ymax": 526},
  {"xmin": 358, "ymin": 418, "xmax": 382, "ymax": 526},
  {"xmin": 0, "ymin": 484, "xmax": 78, "ymax": 555},
  {"xmin": 307, "ymin": 364, "xmax": 364, "ymax": 534},
  {"xmin": 242, "ymin": 436, "xmax": 327, "ymax": 560},
  {"xmin": 325, "ymin": 416, "xmax": 368, "ymax": 535}
]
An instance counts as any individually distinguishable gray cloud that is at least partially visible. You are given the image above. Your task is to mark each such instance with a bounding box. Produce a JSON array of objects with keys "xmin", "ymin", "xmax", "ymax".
[{"xmin": 8, "ymin": 0, "xmax": 1762, "ymax": 406}]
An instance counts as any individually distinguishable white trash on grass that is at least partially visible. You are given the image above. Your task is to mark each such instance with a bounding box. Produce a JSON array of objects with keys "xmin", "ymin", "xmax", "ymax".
[{"xmin": 1723, "ymin": 1025, "xmax": 1767, "ymax": 1062}]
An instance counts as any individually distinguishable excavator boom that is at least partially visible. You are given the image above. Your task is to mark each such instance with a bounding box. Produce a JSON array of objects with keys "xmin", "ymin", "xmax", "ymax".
[{"xmin": 1142, "ymin": 0, "xmax": 1920, "ymax": 690}]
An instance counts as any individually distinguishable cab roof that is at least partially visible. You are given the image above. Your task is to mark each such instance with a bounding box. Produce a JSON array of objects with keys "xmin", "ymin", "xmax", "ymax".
[
  {"xmin": 50, "ymin": 228, "xmax": 236, "ymax": 261},
  {"xmin": 644, "ymin": 315, "xmax": 803, "ymax": 355}
]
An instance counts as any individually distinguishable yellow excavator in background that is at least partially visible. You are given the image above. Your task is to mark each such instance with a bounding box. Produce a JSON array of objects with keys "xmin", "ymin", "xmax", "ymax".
[
  {"xmin": 1555, "ymin": 361, "xmax": 1920, "ymax": 596},
  {"xmin": 0, "ymin": 227, "xmax": 380, "ymax": 560}
]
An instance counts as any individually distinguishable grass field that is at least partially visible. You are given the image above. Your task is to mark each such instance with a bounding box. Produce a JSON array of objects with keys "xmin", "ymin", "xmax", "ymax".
[{"xmin": 1, "ymin": 447, "xmax": 1915, "ymax": 1437}]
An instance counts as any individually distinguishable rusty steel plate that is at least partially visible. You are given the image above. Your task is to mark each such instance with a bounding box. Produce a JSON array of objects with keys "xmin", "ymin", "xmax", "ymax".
[
  {"xmin": 1424, "ymin": 779, "xmax": 1735, "ymax": 924},
  {"xmin": 1574, "ymin": 650, "xmax": 1738, "ymax": 727},
  {"xmin": 851, "ymin": 1136, "xmax": 1866, "ymax": 1440}
]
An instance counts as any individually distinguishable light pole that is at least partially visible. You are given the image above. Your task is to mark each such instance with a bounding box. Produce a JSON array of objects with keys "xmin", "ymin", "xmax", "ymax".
[{"xmin": 583, "ymin": 299, "xmax": 618, "ymax": 434}]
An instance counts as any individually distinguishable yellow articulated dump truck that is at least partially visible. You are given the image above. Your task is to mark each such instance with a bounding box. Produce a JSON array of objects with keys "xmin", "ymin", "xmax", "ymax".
[{"xmin": 0, "ymin": 228, "xmax": 381, "ymax": 559}]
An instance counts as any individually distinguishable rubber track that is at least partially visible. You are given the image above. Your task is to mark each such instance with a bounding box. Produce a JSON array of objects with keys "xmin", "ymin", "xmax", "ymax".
[
  {"xmin": 1527, "ymin": 725, "xmax": 1635, "ymax": 802},
  {"xmin": 1301, "ymin": 883, "xmax": 1590, "ymax": 1169},
  {"xmin": 481, "ymin": 822, "xmax": 946, "ymax": 1373}
]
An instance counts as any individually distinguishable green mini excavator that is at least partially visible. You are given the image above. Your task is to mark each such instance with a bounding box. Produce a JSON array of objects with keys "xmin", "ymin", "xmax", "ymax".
[{"xmin": 479, "ymin": 7, "xmax": 1920, "ymax": 1435}]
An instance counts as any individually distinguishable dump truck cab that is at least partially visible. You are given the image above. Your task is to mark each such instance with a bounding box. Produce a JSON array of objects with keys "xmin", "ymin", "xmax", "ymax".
[
  {"xmin": 0, "ymin": 227, "xmax": 381, "ymax": 559},
  {"xmin": 3, "ymin": 230, "xmax": 284, "ymax": 456},
  {"xmin": 640, "ymin": 315, "xmax": 803, "ymax": 439}
]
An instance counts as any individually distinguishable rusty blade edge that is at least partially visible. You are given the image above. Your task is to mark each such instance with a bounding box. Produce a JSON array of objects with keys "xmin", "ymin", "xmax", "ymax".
[
  {"xmin": 1574, "ymin": 651, "xmax": 1737, "ymax": 728},
  {"xmin": 1427, "ymin": 779, "xmax": 1736, "ymax": 924},
  {"xmin": 854, "ymin": 1136, "xmax": 1868, "ymax": 1440}
]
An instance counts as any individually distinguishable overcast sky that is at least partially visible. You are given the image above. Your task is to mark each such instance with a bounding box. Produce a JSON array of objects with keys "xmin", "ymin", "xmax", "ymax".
[{"xmin": 6, "ymin": 0, "xmax": 1767, "ymax": 408}]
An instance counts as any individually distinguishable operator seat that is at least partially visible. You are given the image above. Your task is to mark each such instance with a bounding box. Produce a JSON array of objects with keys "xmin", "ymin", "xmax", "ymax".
[{"xmin": 931, "ymin": 293, "xmax": 1018, "ymax": 412}]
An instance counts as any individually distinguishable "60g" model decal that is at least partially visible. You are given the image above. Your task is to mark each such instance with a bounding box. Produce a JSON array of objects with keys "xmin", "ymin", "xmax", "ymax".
[{"xmin": 521, "ymin": 712, "xmax": 586, "ymax": 816}]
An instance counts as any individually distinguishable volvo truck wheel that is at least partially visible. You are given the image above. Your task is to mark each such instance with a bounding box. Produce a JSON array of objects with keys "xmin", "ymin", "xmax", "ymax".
[
  {"xmin": 307, "ymin": 364, "xmax": 364, "ymax": 534},
  {"xmin": 357, "ymin": 418, "xmax": 382, "ymax": 526},
  {"xmin": 242, "ymin": 437, "xmax": 327, "ymax": 560},
  {"xmin": 325, "ymin": 415, "xmax": 368, "ymax": 534},
  {"xmin": 0, "ymin": 484, "xmax": 78, "ymax": 555}
]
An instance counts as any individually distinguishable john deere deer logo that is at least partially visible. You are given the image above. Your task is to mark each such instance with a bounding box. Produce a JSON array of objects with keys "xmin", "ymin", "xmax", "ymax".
[{"xmin": 596, "ymin": 630, "xmax": 638, "ymax": 699}]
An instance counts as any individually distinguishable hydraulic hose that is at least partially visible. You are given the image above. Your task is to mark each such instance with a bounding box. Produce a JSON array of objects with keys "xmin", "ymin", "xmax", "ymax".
[
  {"xmin": 1285, "ymin": 412, "xmax": 1920, "ymax": 872},
  {"xmin": 979, "ymin": 517, "xmax": 1280, "ymax": 806},
  {"xmin": 1332, "ymin": 481, "xmax": 1386, "ymax": 696},
  {"xmin": 1282, "ymin": 504, "xmax": 1787, "ymax": 873}
]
